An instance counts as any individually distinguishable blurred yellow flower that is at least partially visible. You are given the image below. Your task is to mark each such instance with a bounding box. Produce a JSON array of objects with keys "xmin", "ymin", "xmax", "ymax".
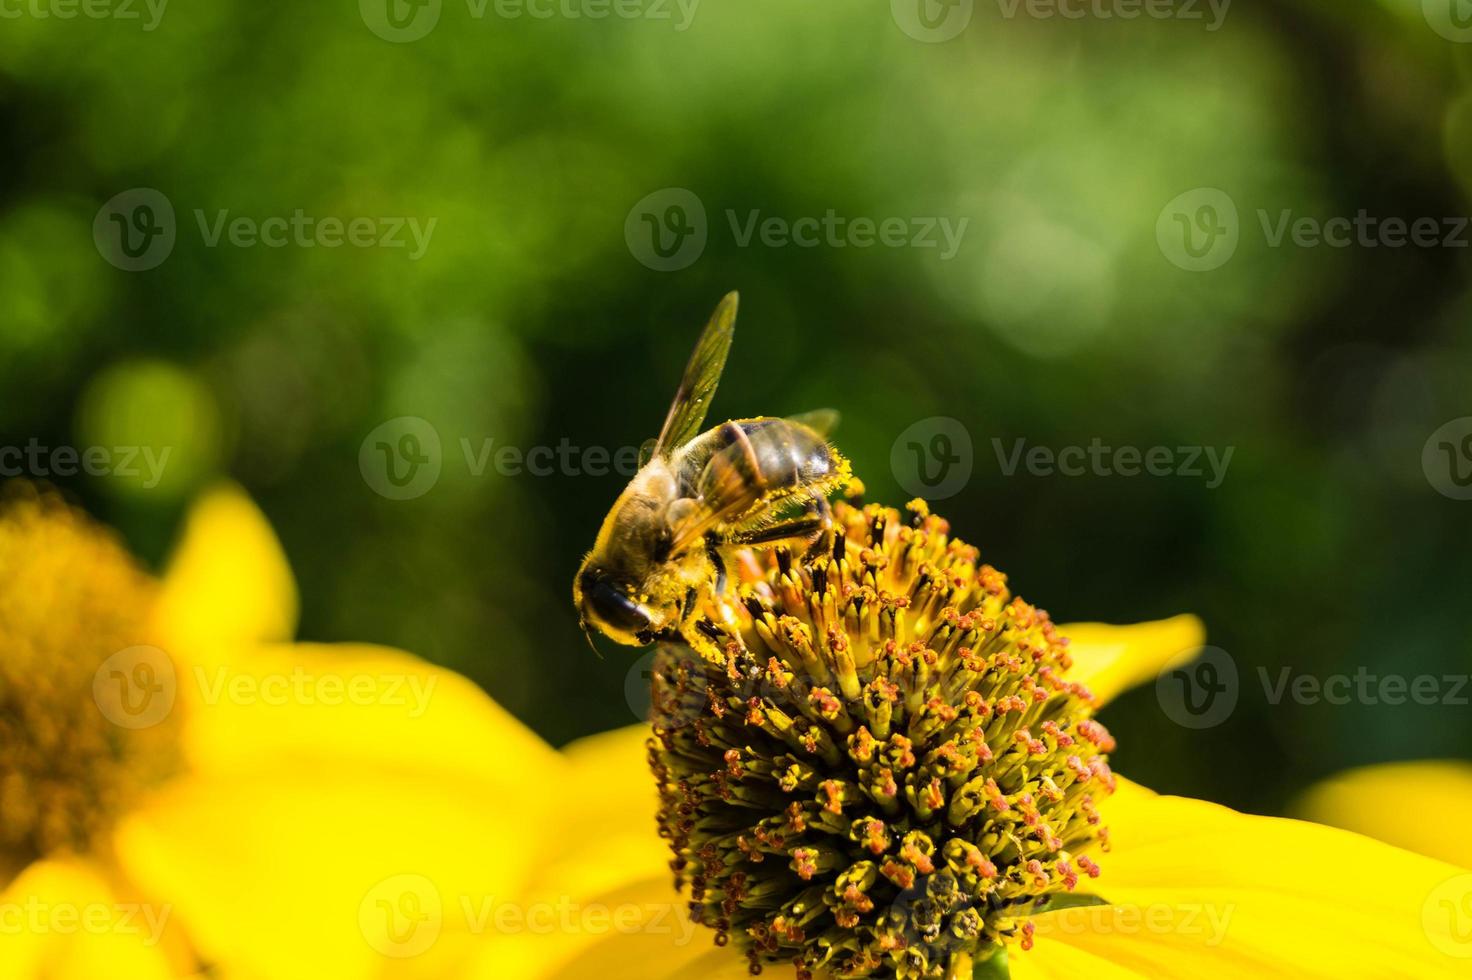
[
  {"xmin": 1293, "ymin": 761, "xmax": 1472, "ymax": 871},
  {"xmin": 0, "ymin": 482, "xmax": 564, "ymax": 980}
]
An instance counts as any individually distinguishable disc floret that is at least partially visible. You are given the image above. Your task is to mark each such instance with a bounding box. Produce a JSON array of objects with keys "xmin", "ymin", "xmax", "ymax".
[
  {"xmin": 649, "ymin": 499, "xmax": 1114, "ymax": 978},
  {"xmin": 0, "ymin": 486, "xmax": 182, "ymax": 864}
]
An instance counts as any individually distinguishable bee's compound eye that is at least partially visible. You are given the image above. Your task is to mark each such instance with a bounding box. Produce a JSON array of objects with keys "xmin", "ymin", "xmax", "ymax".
[{"xmin": 586, "ymin": 579, "xmax": 653, "ymax": 643}]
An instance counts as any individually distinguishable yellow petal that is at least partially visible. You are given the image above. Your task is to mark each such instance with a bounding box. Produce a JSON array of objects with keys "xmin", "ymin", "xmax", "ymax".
[
  {"xmin": 662, "ymin": 949, "xmax": 765, "ymax": 979},
  {"xmin": 1009, "ymin": 939, "xmax": 1148, "ymax": 980},
  {"xmin": 545, "ymin": 725, "xmax": 669, "ymax": 901},
  {"xmin": 1017, "ymin": 776, "xmax": 1472, "ymax": 977},
  {"xmin": 470, "ymin": 726, "xmax": 675, "ymax": 978},
  {"xmin": 474, "ymin": 727, "xmax": 747, "ymax": 980},
  {"xmin": 1291, "ymin": 761, "xmax": 1472, "ymax": 870},
  {"xmin": 524, "ymin": 875, "xmax": 731, "ymax": 980},
  {"xmin": 117, "ymin": 766, "xmax": 556, "ymax": 980},
  {"xmin": 117, "ymin": 647, "xmax": 567, "ymax": 980},
  {"xmin": 152, "ymin": 482, "xmax": 298, "ymax": 658},
  {"xmin": 561, "ymin": 724, "xmax": 658, "ymax": 825},
  {"xmin": 174, "ymin": 641, "xmax": 562, "ymax": 787},
  {"xmin": 1060, "ymin": 615, "xmax": 1204, "ymax": 707},
  {"xmin": 0, "ymin": 858, "xmax": 176, "ymax": 980}
]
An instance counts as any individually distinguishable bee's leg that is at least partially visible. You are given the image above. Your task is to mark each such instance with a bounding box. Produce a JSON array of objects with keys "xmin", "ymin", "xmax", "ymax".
[
  {"xmin": 733, "ymin": 495, "xmax": 833, "ymax": 558},
  {"xmin": 808, "ymin": 493, "xmax": 835, "ymax": 561},
  {"xmin": 672, "ymin": 585, "xmax": 699, "ymax": 642},
  {"xmin": 705, "ymin": 532, "xmax": 728, "ymax": 595},
  {"xmin": 731, "ymin": 517, "xmax": 824, "ymax": 547},
  {"xmin": 681, "ymin": 620, "xmax": 724, "ymax": 664},
  {"xmin": 678, "ymin": 589, "xmax": 725, "ymax": 663}
]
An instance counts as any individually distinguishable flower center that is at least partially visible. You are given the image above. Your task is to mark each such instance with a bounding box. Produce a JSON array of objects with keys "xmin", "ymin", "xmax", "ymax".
[
  {"xmin": 0, "ymin": 486, "xmax": 183, "ymax": 866},
  {"xmin": 649, "ymin": 499, "xmax": 1114, "ymax": 979}
]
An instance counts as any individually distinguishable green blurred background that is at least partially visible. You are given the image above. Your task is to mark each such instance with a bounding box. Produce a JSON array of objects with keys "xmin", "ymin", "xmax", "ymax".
[{"xmin": 3, "ymin": 0, "xmax": 1470, "ymax": 816}]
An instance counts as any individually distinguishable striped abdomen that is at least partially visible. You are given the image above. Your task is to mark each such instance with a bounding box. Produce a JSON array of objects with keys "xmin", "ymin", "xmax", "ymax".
[{"xmin": 675, "ymin": 418, "xmax": 844, "ymax": 524}]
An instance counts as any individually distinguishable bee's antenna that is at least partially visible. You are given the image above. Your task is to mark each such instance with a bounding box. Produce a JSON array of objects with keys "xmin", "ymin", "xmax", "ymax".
[{"xmin": 580, "ymin": 619, "xmax": 604, "ymax": 660}]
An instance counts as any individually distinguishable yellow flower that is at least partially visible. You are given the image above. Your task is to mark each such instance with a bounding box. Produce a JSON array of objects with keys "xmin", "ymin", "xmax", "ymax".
[
  {"xmin": 1292, "ymin": 761, "xmax": 1472, "ymax": 870},
  {"xmin": 0, "ymin": 482, "xmax": 565, "ymax": 980},
  {"xmin": 467, "ymin": 500, "xmax": 1470, "ymax": 979}
]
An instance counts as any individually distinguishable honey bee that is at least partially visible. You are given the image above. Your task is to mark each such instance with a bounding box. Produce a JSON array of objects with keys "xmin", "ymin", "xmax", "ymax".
[{"xmin": 574, "ymin": 292, "xmax": 851, "ymax": 652}]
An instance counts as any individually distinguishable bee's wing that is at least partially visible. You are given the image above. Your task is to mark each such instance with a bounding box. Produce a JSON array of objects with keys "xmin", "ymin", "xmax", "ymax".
[
  {"xmin": 644, "ymin": 292, "xmax": 739, "ymax": 465},
  {"xmin": 786, "ymin": 409, "xmax": 840, "ymax": 438},
  {"xmin": 666, "ymin": 464, "xmax": 768, "ymax": 555}
]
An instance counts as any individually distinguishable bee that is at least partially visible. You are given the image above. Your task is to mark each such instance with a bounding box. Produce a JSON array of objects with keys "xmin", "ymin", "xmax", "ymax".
[{"xmin": 574, "ymin": 292, "xmax": 851, "ymax": 652}]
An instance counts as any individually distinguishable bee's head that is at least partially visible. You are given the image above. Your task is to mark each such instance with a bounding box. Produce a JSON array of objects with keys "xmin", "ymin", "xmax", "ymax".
[{"xmin": 574, "ymin": 562, "xmax": 657, "ymax": 648}]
